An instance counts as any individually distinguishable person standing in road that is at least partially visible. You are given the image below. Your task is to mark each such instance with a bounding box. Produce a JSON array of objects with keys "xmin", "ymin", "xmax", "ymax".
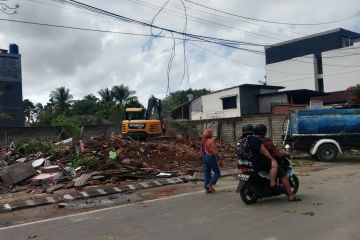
[{"xmin": 200, "ymin": 128, "xmax": 221, "ymax": 193}]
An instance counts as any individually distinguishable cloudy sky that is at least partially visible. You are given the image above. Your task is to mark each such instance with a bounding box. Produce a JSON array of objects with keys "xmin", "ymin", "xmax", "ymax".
[{"xmin": 0, "ymin": 0, "xmax": 359, "ymax": 105}]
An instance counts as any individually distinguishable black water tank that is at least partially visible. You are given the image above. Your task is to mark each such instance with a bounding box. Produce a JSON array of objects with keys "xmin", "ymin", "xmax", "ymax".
[{"xmin": 9, "ymin": 43, "xmax": 19, "ymax": 54}]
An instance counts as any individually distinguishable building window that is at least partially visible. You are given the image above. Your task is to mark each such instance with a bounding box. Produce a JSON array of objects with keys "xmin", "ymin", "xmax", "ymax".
[
  {"xmin": 221, "ymin": 96, "xmax": 237, "ymax": 110},
  {"xmin": 318, "ymin": 78, "xmax": 324, "ymax": 92}
]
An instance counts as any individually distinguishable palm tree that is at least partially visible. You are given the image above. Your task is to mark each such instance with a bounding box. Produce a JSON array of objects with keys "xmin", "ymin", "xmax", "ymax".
[
  {"xmin": 83, "ymin": 94, "xmax": 98, "ymax": 102},
  {"xmin": 23, "ymin": 99, "xmax": 35, "ymax": 124},
  {"xmin": 98, "ymin": 88, "xmax": 113, "ymax": 103},
  {"xmin": 50, "ymin": 87, "xmax": 73, "ymax": 113},
  {"xmin": 34, "ymin": 103, "xmax": 44, "ymax": 120},
  {"xmin": 111, "ymin": 84, "xmax": 136, "ymax": 105}
]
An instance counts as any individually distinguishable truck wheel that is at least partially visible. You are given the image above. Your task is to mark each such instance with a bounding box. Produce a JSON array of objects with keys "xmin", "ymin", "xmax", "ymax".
[{"xmin": 316, "ymin": 143, "xmax": 338, "ymax": 161}]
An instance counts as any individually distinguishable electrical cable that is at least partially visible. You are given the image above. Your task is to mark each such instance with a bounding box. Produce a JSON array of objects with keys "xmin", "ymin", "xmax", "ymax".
[
  {"xmin": 125, "ymin": 0, "xmax": 286, "ymax": 42},
  {"xmin": 189, "ymin": 42, "xmax": 311, "ymax": 75},
  {"xmin": 149, "ymin": 0, "xmax": 170, "ymax": 37},
  {"xmin": 179, "ymin": 0, "xmax": 190, "ymax": 87},
  {"xmin": 184, "ymin": 0, "xmax": 360, "ymax": 26},
  {"xmin": 130, "ymin": 0, "xmax": 305, "ymax": 37},
  {"xmin": 167, "ymin": 32, "xmax": 176, "ymax": 94}
]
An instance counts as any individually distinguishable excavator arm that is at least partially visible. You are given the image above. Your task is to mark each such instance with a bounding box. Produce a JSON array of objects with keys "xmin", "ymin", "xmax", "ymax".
[{"xmin": 145, "ymin": 95, "xmax": 165, "ymax": 133}]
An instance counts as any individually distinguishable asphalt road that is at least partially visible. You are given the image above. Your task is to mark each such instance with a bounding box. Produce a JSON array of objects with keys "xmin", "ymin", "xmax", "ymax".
[{"xmin": 1, "ymin": 163, "xmax": 360, "ymax": 240}]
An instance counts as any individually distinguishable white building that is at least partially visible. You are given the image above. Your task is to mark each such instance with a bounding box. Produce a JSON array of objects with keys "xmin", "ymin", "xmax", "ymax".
[
  {"xmin": 189, "ymin": 84, "xmax": 283, "ymax": 120},
  {"xmin": 265, "ymin": 28, "xmax": 360, "ymax": 92}
]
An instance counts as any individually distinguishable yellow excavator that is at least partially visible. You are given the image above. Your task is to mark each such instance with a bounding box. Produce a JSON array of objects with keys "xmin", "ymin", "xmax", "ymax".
[{"xmin": 121, "ymin": 95, "xmax": 165, "ymax": 139}]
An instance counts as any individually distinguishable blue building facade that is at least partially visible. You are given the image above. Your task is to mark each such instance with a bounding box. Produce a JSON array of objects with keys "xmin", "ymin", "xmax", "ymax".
[{"xmin": 0, "ymin": 44, "xmax": 25, "ymax": 127}]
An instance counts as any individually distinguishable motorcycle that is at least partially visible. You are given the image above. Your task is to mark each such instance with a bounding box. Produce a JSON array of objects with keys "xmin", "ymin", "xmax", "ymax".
[{"xmin": 236, "ymin": 157, "xmax": 299, "ymax": 204}]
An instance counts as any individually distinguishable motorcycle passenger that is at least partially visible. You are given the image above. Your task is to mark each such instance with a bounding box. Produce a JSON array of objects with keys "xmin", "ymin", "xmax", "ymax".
[
  {"xmin": 236, "ymin": 124, "xmax": 278, "ymax": 188},
  {"xmin": 254, "ymin": 124, "xmax": 301, "ymax": 201},
  {"xmin": 254, "ymin": 124, "xmax": 289, "ymax": 159}
]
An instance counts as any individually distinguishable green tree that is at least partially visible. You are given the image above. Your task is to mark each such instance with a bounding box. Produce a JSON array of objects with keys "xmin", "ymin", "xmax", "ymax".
[
  {"xmin": 50, "ymin": 87, "xmax": 73, "ymax": 113},
  {"xmin": 111, "ymin": 84, "xmax": 136, "ymax": 105},
  {"xmin": 98, "ymin": 88, "xmax": 113, "ymax": 103},
  {"xmin": 23, "ymin": 99, "xmax": 35, "ymax": 124},
  {"xmin": 51, "ymin": 115, "xmax": 82, "ymax": 139},
  {"xmin": 162, "ymin": 88, "xmax": 211, "ymax": 112},
  {"xmin": 71, "ymin": 99, "xmax": 99, "ymax": 115},
  {"xmin": 347, "ymin": 84, "xmax": 360, "ymax": 104},
  {"xmin": 83, "ymin": 94, "xmax": 98, "ymax": 102},
  {"xmin": 125, "ymin": 96, "xmax": 144, "ymax": 108}
]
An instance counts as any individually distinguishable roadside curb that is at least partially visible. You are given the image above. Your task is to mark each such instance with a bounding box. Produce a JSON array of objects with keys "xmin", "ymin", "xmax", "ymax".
[
  {"xmin": 0, "ymin": 176, "xmax": 186, "ymax": 213},
  {"xmin": 0, "ymin": 170, "xmax": 238, "ymax": 213}
]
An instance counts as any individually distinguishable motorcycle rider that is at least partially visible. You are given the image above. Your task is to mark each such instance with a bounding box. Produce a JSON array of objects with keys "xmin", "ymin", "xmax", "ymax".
[
  {"xmin": 254, "ymin": 123, "xmax": 301, "ymax": 201},
  {"xmin": 237, "ymin": 124, "xmax": 278, "ymax": 188}
]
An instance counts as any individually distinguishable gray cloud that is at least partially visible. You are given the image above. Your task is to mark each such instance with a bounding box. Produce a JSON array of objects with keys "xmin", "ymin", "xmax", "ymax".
[{"xmin": 0, "ymin": 0, "xmax": 359, "ymax": 105}]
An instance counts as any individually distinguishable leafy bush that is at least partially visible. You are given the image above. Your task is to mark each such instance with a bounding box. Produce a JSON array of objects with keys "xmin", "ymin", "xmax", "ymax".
[
  {"xmin": 51, "ymin": 115, "xmax": 83, "ymax": 140},
  {"xmin": 16, "ymin": 139, "xmax": 60, "ymax": 155},
  {"xmin": 71, "ymin": 154, "xmax": 98, "ymax": 168}
]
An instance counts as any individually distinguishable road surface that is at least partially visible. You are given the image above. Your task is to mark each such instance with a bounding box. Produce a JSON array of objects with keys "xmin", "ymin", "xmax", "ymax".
[{"xmin": 1, "ymin": 162, "xmax": 360, "ymax": 240}]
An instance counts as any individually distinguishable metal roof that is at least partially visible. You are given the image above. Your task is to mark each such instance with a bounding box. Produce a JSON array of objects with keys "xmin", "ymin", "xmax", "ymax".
[{"xmin": 266, "ymin": 28, "xmax": 360, "ymax": 49}]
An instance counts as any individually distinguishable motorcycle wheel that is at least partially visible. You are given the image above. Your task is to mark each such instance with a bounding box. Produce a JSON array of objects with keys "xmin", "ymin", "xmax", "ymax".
[
  {"xmin": 240, "ymin": 182, "xmax": 258, "ymax": 204},
  {"xmin": 289, "ymin": 174, "xmax": 299, "ymax": 195}
]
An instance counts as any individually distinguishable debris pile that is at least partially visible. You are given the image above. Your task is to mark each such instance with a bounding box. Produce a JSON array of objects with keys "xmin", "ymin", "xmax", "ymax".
[{"xmin": 0, "ymin": 136, "xmax": 237, "ymax": 194}]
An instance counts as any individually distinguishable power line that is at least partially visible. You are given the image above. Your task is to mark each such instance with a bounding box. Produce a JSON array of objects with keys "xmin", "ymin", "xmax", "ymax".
[
  {"xmin": 184, "ymin": 0, "xmax": 360, "ymax": 26},
  {"xmin": 30, "ymin": 0, "xmax": 360, "ymax": 57},
  {"xmin": 125, "ymin": 0, "xmax": 284, "ymax": 42},
  {"xmin": 189, "ymin": 42, "xmax": 311, "ymax": 75},
  {"xmin": 131, "ymin": 0, "xmax": 306, "ymax": 37},
  {"xmin": 0, "ymin": 18, "xmax": 199, "ymax": 40},
  {"xmin": 12, "ymin": 0, "xmax": 360, "ymax": 69},
  {"xmin": 179, "ymin": 0, "xmax": 190, "ymax": 87},
  {"xmin": 48, "ymin": 0, "xmax": 269, "ymax": 51}
]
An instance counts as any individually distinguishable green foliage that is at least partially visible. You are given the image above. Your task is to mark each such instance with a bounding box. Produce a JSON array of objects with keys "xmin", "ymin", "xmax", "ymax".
[
  {"xmin": 98, "ymin": 88, "xmax": 113, "ymax": 103},
  {"xmin": 71, "ymin": 154, "xmax": 98, "ymax": 168},
  {"xmin": 16, "ymin": 139, "xmax": 60, "ymax": 155},
  {"xmin": 50, "ymin": 87, "xmax": 73, "ymax": 114},
  {"xmin": 26, "ymin": 84, "xmax": 140, "ymax": 127},
  {"xmin": 51, "ymin": 115, "xmax": 82, "ymax": 139},
  {"xmin": 111, "ymin": 84, "xmax": 136, "ymax": 105},
  {"xmin": 347, "ymin": 84, "xmax": 360, "ymax": 104},
  {"xmin": 70, "ymin": 99, "xmax": 99, "ymax": 115},
  {"xmin": 23, "ymin": 99, "xmax": 36, "ymax": 123},
  {"xmin": 168, "ymin": 120, "xmax": 201, "ymax": 138},
  {"xmin": 162, "ymin": 88, "xmax": 211, "ymax": 113}
]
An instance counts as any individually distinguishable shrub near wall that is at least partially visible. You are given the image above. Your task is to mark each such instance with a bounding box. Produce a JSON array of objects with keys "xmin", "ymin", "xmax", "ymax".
[{"xmin": 0, "ymin": 125, "xmax": 120, "ymax": 146}]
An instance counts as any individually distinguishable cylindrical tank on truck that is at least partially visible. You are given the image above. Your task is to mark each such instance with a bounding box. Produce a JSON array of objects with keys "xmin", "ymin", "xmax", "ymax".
[{"xmin": 284, "ymin": 108, "xmax": 360, "ymax": 161}]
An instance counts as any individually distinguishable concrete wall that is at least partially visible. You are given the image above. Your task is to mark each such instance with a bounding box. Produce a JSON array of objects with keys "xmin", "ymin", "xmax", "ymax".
[
  {"xmin": 258, "ymin": 94, "xmax": 288, "ymax": 113},
  {"xmin": 190, "ymin": 87, "xmax": 240, "ymax": 120},
  {"xmin": 322, "ymin": 45, "xmax": 360, "ymax": 91},
  {"xmin": 0, "ymin": 125, "xmax": 121, "ymax": 147},
  {"xmin": 187, "ymin": 114, "xmax": 287, "ymax": 147},
  {"xmin": 266, "ymin": 54, "xmax": 317, "ymax": 91}
]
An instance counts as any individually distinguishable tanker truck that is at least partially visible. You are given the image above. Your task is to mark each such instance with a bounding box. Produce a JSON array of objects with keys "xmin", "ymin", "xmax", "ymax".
[{"xmin": 283, "ymin": 108, "xmax": 360, "ymax": 161}]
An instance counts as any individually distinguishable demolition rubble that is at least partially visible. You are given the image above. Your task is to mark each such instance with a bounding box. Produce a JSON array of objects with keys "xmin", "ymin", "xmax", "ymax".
[{"xmin": 0, "ymin": 136, "xmax": 237, "ymax": 195}]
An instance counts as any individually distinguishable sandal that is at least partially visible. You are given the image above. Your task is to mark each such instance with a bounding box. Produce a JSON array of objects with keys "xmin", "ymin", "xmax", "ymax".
[
  {"xmin": 206, "ymin": 184, "xmax": 214, "ymax": 193},
  {"xmin": 288, "ymin": 196, "xmax": 302, "ymax": 201}
]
